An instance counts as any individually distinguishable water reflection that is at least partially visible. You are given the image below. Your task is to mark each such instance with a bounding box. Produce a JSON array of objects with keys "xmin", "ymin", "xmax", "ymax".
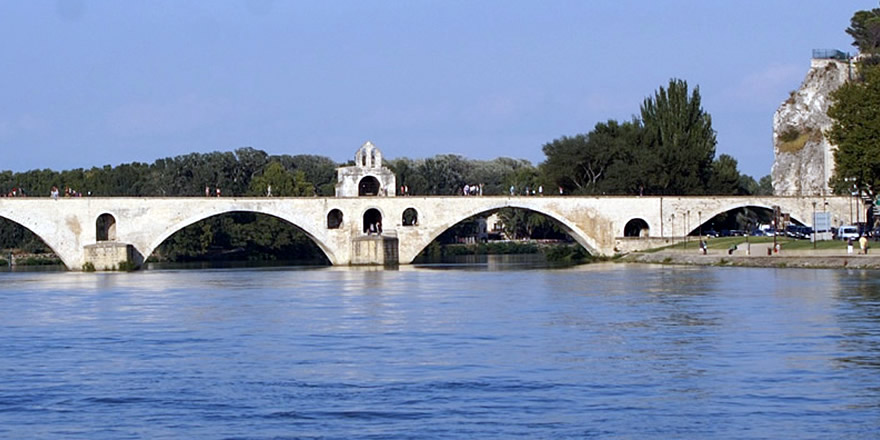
[{"xmin": 2, "ymin": 262, "xmax": 880, "ymax": 438}]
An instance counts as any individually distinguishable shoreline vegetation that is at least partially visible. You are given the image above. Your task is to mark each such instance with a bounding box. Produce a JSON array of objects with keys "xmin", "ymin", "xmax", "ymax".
[
  {"xmin": 415, "ymin": 241, "xmax": 602, "ymax": 265},
  {"xmin": 5, "ymin": 237, "xmax": 880, "ymax": 270}
]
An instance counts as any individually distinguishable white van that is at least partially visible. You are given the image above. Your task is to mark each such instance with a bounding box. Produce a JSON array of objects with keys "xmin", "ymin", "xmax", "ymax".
[{"xmin": 838, "ymin": 225, "xmax": 860, "ymax": 241}]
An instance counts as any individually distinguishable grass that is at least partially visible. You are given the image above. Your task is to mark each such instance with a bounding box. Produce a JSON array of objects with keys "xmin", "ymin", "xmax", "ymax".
[
  {"xmin": 659, "ymin": 235, "xmax": 848, "ymax": 252},
  {"xmin": 777, "ymin": 130, "xmax": 811, "ymax": 153}
]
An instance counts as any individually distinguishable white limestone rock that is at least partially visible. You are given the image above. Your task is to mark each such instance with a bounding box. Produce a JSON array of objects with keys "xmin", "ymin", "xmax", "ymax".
[{"xmin": 771, "ymin": 58, "xmax": 851, "ymax": 196}]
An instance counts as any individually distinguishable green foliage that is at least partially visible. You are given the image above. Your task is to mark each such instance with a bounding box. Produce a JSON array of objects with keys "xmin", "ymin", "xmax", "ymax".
[
  {"xmin": 640, "ymin": 78, "xmax": 716, "ymax": 194},
  {"xmin": 153, "ymin": 212, "xmax": 330, "ymax": 264},
  {"xmin": 0, "ymin": 217, "xmax": 50, "ymax": 253},
  {"xmin": 756, "ymin": 175, "xmax": 773, "ymax": 195},
  {"xmin": 778, "ymin": 126, "xmax": 802, "ymax": 143},
  {"xmin": 82, "ymin": 262, "xmax": 96, "ymax": 272},
  {"xmin": 542, "ymin": 244, "xmax": 593, "ymax": 264},
  {"xmin": 847, "ymin": 7, "xmax": 880, "ymax": 53},
  {"xmin": 827, "ymin": 61, "xmax": 880, "ymax": 198},
  {"xmin": 496, "ymin": 208, "xmax": 568, "ymax": 240},
  {"xmin": 248, "ymin": 161, "xmax": 315, "ymax": 196},
  {"xmin": 777, "ymin": 129, "xmax": 812, "ymax": 153},
  {"xmin": 386, "ymin": 155, "xmax": 537, "ymax": 196},
  {"xmin": 417, "ymin": 241, "xmax": 540, "ymax": 259},
  {"xmin": 0, "ymin": 147, "xmax": 336, "ymax": 199},
  {"xmin": 117, "ymin": 261, "xmax": 136, "ymax": 272},
  {"xmin": 539, "ymin": 78, "xmax": 751, "ymax": 196},
  {"xmin": 707, "ymin": 154, "xmax": 750, "ymax": 195},
  {"xmin": 541, "ymin": 120, "xmax": 643, "ymax": 194}
]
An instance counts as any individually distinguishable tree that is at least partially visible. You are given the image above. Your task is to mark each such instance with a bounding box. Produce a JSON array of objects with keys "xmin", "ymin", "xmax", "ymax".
[
  {"xmin": 847, "ymin": 7, "xmax": 880, "ymax": 54},
  {"xmin": 640, "ymin": 78, "xmax": 717, "ymax": 194},
  {"xmin": 827, "ymin": 62, "xmax": 880, "ymax": 198},
  {"xmin": 541, "ymin": 120, "xmax": 644, "ymax": 195},
  {"xmin": 248, "ymin": 161, "xmax": 314, "ymax": 196},
  {"xmin": 756, "ymin": 175, "xmax": 773, "ymax": 195},
  {"xmin": 707, "ymin": 154, "xmax": 747, "ymax": 195}
]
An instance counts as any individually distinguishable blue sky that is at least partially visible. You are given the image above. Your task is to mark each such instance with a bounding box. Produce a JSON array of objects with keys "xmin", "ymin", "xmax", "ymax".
[{"xmin": 0, "ymin": 0, "xmax": 872, "ymax": 178}]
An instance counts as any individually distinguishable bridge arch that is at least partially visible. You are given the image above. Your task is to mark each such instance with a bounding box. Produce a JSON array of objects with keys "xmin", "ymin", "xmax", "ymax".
[
  {"xmin": 623, "ymin": 218, "xmax": 650, "ymax": 237},
  {"xmin": 404, "ymin": 201, "xmax": 602, "ymax": 262},
  {"xmin": 0, "ymin": 214, "xmax": 69, "ymax": 268},
  {"xmin": 684, "ymin": 202, "xmax": 808, "ymax": 235},
  {"xmin": 144, "ymin": 209, "xmax": 337, "ymax": 265}
]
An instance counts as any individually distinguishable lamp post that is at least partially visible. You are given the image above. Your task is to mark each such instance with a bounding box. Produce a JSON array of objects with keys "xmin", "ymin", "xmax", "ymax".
[
  {"xmin": 685, "ymin": 210, "xmax": 690, "ymax": 250},
  {"xmin": 698, "ymin": 211, "xmax": 702, "ymax": 241},
  {"xmin": 746, "ymin": 219, "xmax": 751, "ymax": 256},
  {"xmin": 845, "ymin": 177, "xmax": 856, "ymax": 225},
  {"xmin": 812, "ymin": 201, "xmax": 817, "ymax": 249}
]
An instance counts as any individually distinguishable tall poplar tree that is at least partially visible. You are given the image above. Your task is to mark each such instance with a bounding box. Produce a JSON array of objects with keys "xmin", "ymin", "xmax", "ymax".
[{"xmin": 640, "ymin": 78, "xmax": 717, "ymax": 194}]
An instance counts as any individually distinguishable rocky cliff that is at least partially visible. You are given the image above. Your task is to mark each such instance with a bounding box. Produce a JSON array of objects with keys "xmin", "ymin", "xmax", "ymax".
[{"xmin": 771, "ymin": 58, "xmax": 851, "ymax": 195}]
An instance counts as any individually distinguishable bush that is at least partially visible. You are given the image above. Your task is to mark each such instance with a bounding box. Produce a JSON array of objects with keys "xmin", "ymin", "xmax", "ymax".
[
  {"xmin": 778, "ymin": 127, "xmax": 801, "ymax": 143},
  {"xmin": 117, "ymin": 261, "xmax": 136, "ymax": 272},
  {"xmin": 543, "ymin": 244, "xmax": 593, "ymax": 264},
  {"xmin": 82, "ymin": 262, "xmax": 96, "ymax": 272}
]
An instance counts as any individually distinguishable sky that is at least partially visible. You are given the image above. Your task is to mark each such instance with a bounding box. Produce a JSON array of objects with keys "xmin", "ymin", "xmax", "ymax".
[{"xmin": 0, "ymin": 0, "xmax": 874, "ymax": 178}]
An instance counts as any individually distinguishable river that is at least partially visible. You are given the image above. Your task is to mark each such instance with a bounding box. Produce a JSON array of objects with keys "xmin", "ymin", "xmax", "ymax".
[{"xmin": 1, "ymin": 258, "xmax": 879, "ymax": 439}]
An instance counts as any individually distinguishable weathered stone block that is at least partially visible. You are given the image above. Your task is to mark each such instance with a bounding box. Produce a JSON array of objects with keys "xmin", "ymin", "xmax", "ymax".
[
  {"xmin": 351, "ymin": 235, "xmax": 399, "ymax": 266},
  {"xmin": 83, "ymin": 242, "xmax": 134, "ymax": 271}
]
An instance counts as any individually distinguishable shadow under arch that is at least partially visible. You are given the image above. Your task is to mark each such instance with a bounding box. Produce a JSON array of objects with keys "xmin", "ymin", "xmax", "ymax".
[
  {"xmin": 144, "ymin": 210, "xmax": 334, "ymax": 266},
  {"xmin": 409, "ymin": 203, "xmax": 601, "ymax": 262},
  {"xmin": 688, "ymin": 203, "xmax": 793, "ymax": 235},
  {"xmin": 0, "ymin": 215, "xmax": 68, "ymax": 268}
]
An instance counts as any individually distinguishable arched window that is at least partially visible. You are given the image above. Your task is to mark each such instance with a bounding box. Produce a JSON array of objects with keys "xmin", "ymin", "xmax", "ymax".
[
  {"xmin": 402, "ymin": 208, "xmax": 418, "ymax": 226},
  {"xmin": 359, "ymin": 176, "xmax": 381, "ymax": 196},
  {"xmin": 96, "ymin": 213, "xmax": 117, "ymax": 241},
  {"xmin": 363, "ymin": 208, "xmax": 383, "ymax": 234},
  {"xmin": 624, "ymin": 218, "xmax": 650, "ymax": 237},
  {"xmin": 327, "ymin": 209, "xmax": 343, "ymax": 229}
]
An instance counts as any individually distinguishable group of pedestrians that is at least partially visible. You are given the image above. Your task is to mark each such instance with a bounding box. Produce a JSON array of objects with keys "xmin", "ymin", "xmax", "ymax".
[
  {"xmin": 3, "ymin": 187, "xmax": 25, "ymax": 197},
  {"xmin": 462, "ymin": 184, "xmax": 483, "ymax": 196},
  {"xmin": 508, "ymin": 185, "xmax": 548, "ymax": 196},
  {"xmin": 847, "ymin": 236, "xmax": 870, "ymax": 254}
]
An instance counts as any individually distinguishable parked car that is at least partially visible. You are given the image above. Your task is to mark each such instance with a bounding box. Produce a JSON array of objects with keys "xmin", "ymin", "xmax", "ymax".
[{"xmin": 838, "ymin": 225, "xmax": 860, "ymax": 241}]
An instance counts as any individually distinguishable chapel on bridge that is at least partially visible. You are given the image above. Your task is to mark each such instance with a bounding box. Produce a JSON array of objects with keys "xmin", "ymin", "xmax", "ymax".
[{"xmin": 335, "ymin": 141, "xmax": 396, "ymax": 197}]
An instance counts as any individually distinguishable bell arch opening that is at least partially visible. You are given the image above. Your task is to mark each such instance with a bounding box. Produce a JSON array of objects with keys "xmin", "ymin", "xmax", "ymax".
[
  {"xmin": 412, "ymin": 207, "xmax": 594, "ymax": 264},
  {"xmin": 148, "ymin": 211, "xmax": 331, "ymax": 267},
  {"xmin": 402, "ymin": 208, "xmax": 418, "ymax": 226},
  {"xmin": 96, "ymin": 213, "xmax": 117, "ymax": 242},
  {"xmin": 358, "ymin": 176, "xmax": 381, "ymax": 196},
  {"xmin": 623, "ymin": 218, "xmax": 649, "ymax": 237},
  {"xmin": 363, "ymin": 208, "xmax": 383, "ymax": 234},
  {"xmin": 327, "ymin": 209, "xmax": 343, "ymax": 229}
]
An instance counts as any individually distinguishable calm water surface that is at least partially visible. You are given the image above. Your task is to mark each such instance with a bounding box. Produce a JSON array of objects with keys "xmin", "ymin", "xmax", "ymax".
[{"xmin": 1, "ymin": 259, "xmax": 880, "ymax": 439}]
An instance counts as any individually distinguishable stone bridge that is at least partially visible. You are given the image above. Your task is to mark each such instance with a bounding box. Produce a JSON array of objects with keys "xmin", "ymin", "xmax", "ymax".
[{"xmin": 0, "ymin": 195, "xmax": 853, "ymax": 270}]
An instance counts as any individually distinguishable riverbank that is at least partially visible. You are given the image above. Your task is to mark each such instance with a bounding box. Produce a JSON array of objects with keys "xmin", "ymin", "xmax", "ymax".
[{"xmin": 623, "ymin": 243, "xmax": 880, "ymax": 269}]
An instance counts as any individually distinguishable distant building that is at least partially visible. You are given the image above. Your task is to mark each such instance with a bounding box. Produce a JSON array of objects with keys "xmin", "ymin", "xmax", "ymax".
[{"xmin": 335, "ymin": 141, "xmax": 396, "ymax": 197}]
